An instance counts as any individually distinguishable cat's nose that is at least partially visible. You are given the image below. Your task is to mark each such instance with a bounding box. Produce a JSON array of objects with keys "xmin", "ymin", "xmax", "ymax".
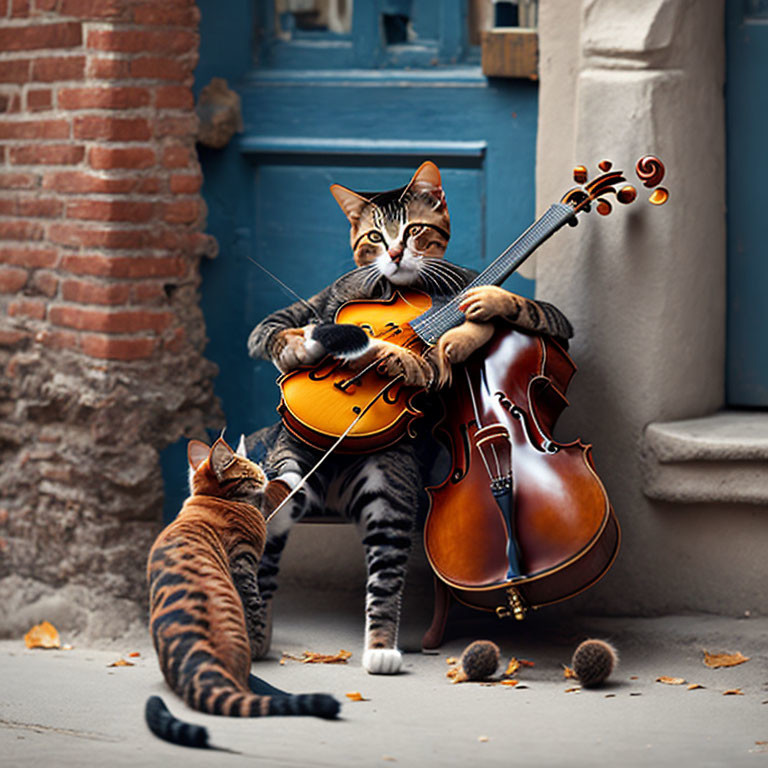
[{"xmin": 388, "ymin": 245, "xmax": 404, "ymax": 264}]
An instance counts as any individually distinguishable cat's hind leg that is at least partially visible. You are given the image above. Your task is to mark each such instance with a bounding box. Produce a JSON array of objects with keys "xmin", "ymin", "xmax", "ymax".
[
  {"xmin": 337, "ymin": 445, "xmax": 420, "ymax": 675},
  {"xmin": 247, "ymin": 431, "xmax": 327, "ymax": 660}
]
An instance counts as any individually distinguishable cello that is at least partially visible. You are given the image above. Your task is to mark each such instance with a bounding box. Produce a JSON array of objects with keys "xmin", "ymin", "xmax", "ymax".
[{"xmin": 276, "ymin": 157, "xmax": 667, "ymax": 635}]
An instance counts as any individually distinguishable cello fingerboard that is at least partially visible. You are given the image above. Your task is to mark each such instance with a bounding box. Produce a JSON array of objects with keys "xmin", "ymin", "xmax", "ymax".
[{"xmin": 410, "ymin": 202, "xmax": 576, "ymax": 345}]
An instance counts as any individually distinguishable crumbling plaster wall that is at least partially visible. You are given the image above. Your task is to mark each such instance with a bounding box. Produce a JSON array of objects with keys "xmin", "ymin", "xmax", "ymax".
[{"xmin": 0, "ymin": 0, "xmax": 221, "ymax": 639}]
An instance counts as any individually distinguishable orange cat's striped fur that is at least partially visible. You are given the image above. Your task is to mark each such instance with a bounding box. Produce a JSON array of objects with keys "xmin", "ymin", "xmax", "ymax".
[{"xmin": 145, "ymin": 437, "xmax": 339, "ymax": 748}]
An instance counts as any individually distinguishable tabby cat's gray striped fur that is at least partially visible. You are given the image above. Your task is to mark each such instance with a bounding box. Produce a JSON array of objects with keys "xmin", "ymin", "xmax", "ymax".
[{"xmin": 245, "ymin": 162, "xmax": 572, "ymax": 674}]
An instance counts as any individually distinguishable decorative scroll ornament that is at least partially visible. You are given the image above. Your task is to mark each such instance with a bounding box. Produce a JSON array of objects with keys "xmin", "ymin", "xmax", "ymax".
[{"xmin": 561, "ymin": 155, "xmax": 668, "ymax": 217}]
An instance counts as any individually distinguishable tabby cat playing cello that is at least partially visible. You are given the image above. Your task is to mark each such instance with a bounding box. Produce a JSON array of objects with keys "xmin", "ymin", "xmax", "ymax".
[
  {"xmin": 145, "ymin": 437, "xmax": 339, "ymax": 748},
  {"xmin": 246, "ymin": 162, "xmax": 572, "ymax": 675}
]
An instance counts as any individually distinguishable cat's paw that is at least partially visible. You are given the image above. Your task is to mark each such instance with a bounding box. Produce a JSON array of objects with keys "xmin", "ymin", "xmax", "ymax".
[
  {"xmin": 271, "ymin": 326, "xmax": 325, "ymax": 373},
  {"xmin": 362, "ymin": 648, "xmax": 403, "ymax": 675},
  {"xmin": 371, "ymin": 340, "xmax": 434, "ymax": 388},
  {"xmin": 434, "ymin": 322, "xmax": 495, "ymax": 385},
  {"xmin": 458, "ymin": 286, "xmax": 518, "ymax": 323}
]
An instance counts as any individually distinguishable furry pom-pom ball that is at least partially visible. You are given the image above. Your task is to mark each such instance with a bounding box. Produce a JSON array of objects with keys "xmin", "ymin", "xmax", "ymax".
[
  {"xmin": 571, "ymin": 639, "xmax": 618, "ymax": 688},
  {"xmin": 460, "ymin": 640, "xmax": 501, "ymax": 681}
]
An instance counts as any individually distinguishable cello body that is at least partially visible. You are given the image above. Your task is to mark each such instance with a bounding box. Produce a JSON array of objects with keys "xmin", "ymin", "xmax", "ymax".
[
  {"xmin": 423, "ymin": 329, "xmax": 620, "ymax": 621},
  {"xmin": 281, "ymin": 288, "xmax": 619, "ymax": 623}
]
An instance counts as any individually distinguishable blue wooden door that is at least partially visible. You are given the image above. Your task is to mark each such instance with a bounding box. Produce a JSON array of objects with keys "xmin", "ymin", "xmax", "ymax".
[
  {"xmin": 163, "ymin": 0, "xmax": 538, "ymax": 519},
  {"xmin": 726, "ymin": 0, "xmax": 768, "ymax": 406}
]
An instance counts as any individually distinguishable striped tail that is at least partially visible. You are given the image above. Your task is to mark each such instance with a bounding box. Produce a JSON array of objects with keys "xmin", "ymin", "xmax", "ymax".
[
  {"xmin": 145, "ymin": 689, "xmax": 340, "ymax": 749},
  {"xmin": 145, "ymin": 696, "xmax": 209, "ymax": 749},
  {"xmin": 188, "ymin": 684, "xmax": 340, "ymax": 719},
  {"xmin": 268, "ymin": 693, "xmax": 340, "ymax": 719}
]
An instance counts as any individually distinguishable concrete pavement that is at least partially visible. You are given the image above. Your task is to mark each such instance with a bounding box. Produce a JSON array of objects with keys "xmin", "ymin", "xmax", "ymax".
[{"xmin": 1, "ymin": 587, "xmax": 767, "ymax": 768}]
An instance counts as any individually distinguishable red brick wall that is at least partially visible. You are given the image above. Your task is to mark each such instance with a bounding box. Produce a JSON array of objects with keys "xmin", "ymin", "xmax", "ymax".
[{"xmin": 0, "ymin": 0, "xmax": 221, "ymax": 635}]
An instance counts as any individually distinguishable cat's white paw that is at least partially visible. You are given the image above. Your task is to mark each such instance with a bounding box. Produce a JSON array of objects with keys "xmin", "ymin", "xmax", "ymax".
[{"xmin": 362, "ymin": 648, "xmax": 403, "ymax": 675}]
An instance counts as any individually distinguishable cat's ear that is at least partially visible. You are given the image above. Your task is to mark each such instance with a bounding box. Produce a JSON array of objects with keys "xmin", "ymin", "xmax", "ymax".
[
  {"xmin": 210, "ymin": 438, "xmax": 236, "ymax": 479},
  {"xmin": 330, "ymin": 184, "xmax": 370, "ymax": 223},
  {"xmin": 187, "ymin": 440, "xmax": 210, "ymax": 471},
  {"xmin": 403, "ymin": 161, "xmax": 446, "ymax": 207},
  {"xmin": 408, "ymin": 161, "xmax": 442, "ymax": 190}
]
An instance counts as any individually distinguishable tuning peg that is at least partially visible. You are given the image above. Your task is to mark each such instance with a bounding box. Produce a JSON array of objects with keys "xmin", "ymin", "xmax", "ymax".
[
  {"xmin": 598, "ymin": 160, "xmax": 613, "ymax": 172},
  {"xmin": 649, "ymin": 187, "xmax": 669, "ymax": 205},
  {"xmin": 573, "ymin": 165, "xmax": 588, "ymax": 184},
  {"xmin": 596, "ymin": 199, "xmax": 612, "ymax": 216},
  {"xmin": 636, "ymin": 155, "xmax": 665, "ymax": 188},
  {"xmin": 617, "ymin": 185, "xmax": 637, "ymax": 204}
]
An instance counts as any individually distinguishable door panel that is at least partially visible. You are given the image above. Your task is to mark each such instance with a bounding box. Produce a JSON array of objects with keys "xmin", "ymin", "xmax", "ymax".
[{"xmin": 726, "ymin": 1, "xmax": 768, "ymax": 406}]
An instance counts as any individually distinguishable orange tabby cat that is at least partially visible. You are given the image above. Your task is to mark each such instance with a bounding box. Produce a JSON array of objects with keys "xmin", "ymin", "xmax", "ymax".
[{"xmin": 145, "ymin": 437, "xmax": 339, "ymax": 748}]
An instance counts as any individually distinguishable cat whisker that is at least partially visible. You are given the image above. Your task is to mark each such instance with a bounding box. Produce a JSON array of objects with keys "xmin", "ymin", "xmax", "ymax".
[
  {"xmin": 420, "ymin": 263, "xmax": 464, "ymax": 296},
  {"xmin": 424, "ymin": 259, "xmax": 468, "ymax": 291},
  {"xmin": 418, "ymin": 267, "xmax": 449, "ymax": 296}
]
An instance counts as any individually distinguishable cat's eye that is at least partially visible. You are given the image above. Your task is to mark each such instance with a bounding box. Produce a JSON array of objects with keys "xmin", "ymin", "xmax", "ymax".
[{"xmin": 368, "ymin": 231, "xmax": 383, "ymax": 243}]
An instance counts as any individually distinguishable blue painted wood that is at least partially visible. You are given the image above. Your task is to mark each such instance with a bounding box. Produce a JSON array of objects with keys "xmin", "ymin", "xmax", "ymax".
[
  {"xmin": 258, "ymin": 0, "xmax": 480, "ymax": 70},
  {"xmin": 239, "ymin": 136, "xmax": 487, "ymax": 157},
  {"xmin": 726, "ymin": 3, "xmax": 768, "ymax": 406}
]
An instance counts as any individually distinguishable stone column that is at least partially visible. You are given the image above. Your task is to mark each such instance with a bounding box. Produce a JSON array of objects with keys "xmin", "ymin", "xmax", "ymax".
[{"xmin": 534, "ymin": 0, "xmax": 729, "ymax": 614}]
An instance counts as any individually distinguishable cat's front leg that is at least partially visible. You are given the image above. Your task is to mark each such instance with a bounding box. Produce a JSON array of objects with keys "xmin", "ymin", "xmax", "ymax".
[
  {"xmin": 230, "ymin": 550, "xmax": 271, "ymax": 659},
  {"xmin": 433, "ymin": 321, "xmax": 495, "ymax": 386}
]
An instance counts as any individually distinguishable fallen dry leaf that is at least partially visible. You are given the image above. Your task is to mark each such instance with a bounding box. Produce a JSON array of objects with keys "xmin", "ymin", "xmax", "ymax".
[
  {"xmin": 656, "ymin": 676, "xmax": 686, "ymax": 685},
  {"xmin": 62, "ymin": 644, "xmax": 74, "ymax": 651},
  {"xmin": 564, "ymin": 687, "xmax": 581, "ymax": 694},
  {"xmin": 687, "ymin": 683, "xmax": 705, "ymax": 690},
  {"xmin": 24, "ymin": 621, "xmax": 60, "ymax": 650},
  {"xmin": 500, "ymin": 679, "xmax": 519, "ymax": 687},
  {"xmin": 563, "ymin": 665, "xmax": 578, "ymax": 680},
  {"xmin": 519, "ymin": 659, "xmax": 535, "ymax": 668},
  {"xmin": 128, "ymin": 651, "xmax": 140, "ymax": 658},
  {"xmin": 630, "ymin": 676, "xmax": 639, "ymax": 680},
  {"xmin": 345, "ymin": 692, "xmax": 369, "ymax": 702},
  {"xmin": 605, "ymin": 694, "xmax": 616, "ymax": 698},
  {"xmin": 478, "ymin": 736, "xmax": 489, "ymax": 743},
  {"xmin": 503, "ymin": 658, "xmax": 520, "ymax": 677},
  {"xmin": 445, "ymin": 657, "xmax": 458, "ymax": 665},
  {"xmin": 722, "ymin": 688, "xmax": 744, "ymax": 696},
  {"xmin": 108, "ymin": 659, "xmax": 134, "ymax": 667},
  {"xmin": 703, "ymin": 650, "xmax": 750, "ymax": 669},
  {"xmin": 281, "ymin": 650, "xmax": 352, "ymax": 665}
]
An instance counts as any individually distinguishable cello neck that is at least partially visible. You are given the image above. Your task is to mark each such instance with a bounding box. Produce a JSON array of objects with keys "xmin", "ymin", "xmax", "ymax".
[{"xmin": 410, "ymin": 202, "xmax": 575, "ymax": 345}]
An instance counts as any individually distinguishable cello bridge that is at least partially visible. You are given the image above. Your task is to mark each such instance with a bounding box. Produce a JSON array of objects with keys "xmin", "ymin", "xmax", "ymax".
[{"xmin": 495, "ymin": 587, "xmax": 527, "ymax": 621}]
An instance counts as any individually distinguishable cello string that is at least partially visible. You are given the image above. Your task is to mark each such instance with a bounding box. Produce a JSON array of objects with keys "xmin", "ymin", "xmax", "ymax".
[
  {"xmin": 265, "ymin": 375, "xmax": 405, "ymax": 525},
  {"xmin": 463, "ymin": 368, "xmax": 494, "ymax": 481}
]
